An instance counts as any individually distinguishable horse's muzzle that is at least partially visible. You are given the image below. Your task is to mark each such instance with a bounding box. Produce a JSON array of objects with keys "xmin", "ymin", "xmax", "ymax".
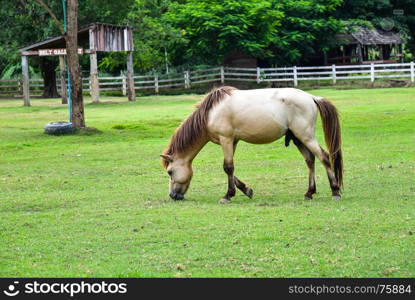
[{"xmin": 169, "ymin": 191, "xmax": 184, "ymax": 201}]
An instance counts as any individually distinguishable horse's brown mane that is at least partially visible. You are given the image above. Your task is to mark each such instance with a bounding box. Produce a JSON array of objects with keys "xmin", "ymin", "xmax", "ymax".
[{"xmin": 162, "ymin": 86, "xmax": 236, "ymax": 168}]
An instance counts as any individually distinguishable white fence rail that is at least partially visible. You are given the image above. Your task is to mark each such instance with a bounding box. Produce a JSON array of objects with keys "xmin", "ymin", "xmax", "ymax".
[{"xmin": 1, "ymin": 62, "xmax": 414, "ymax": 96}]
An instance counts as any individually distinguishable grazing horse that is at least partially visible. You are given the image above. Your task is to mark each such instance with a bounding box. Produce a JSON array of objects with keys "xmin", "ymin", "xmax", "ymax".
[{"xmin": 161, "ymin": 86, "xmax": 343, "ymax": 203}]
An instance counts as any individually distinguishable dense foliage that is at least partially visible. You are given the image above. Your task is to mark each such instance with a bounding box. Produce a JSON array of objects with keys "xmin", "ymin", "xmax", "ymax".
[{"xmin": 0, "ymin": 0, "xmax": 414, "ymax": 78}]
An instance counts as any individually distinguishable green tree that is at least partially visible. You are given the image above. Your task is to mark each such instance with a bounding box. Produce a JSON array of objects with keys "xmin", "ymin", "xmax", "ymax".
[
  {"xmin": 270, "ymin": 0, "xmax": 342, "ymax": 65},
  {"xmin": 162, "ymin": 0, "xmax": 342, "ymax": 66},
  {"xmin": 163, "ymin": 0, "xmax": 284, "ymax": 65},
  {"xmin": 123, "ymin": 0, "xmax": 184, "ymax": 73}
]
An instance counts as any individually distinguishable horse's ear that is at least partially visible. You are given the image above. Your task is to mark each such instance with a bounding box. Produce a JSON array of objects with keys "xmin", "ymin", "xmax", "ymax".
[{"xmin": 160, "ymin": 154, "xmax": 173, "ymax": 162}]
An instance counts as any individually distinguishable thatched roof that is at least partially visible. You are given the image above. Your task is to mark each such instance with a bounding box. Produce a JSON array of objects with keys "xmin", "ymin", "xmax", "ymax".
[
  {"xmin": 336, "ymin": 27, "xmax": 403, "ymax": 46},
  {"xmin": 352, "ymin": 27, "xmax": 403, "ymax": 45},
  {"xmin": 336, "ymin": 34, "xmax": 358, "ymax": 45}
]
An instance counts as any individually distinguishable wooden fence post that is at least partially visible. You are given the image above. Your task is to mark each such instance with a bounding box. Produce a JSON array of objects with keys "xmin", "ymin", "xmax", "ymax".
[
  {"xmin": 220, "ymin": 66, "xmax": 225, "ymax": 84},
  {"xmin": 293, "ymin": 66, "xmax": 298, "ymax": 87},
  {"xmin": 122, "ymin": 73, "xmax": 127, "ymax": 96},
  {"xmin": 155, "ymin": 74, "xmax": 159, "ymax": 94},
  {"xmin": 184, "ymin": 71, "xmax": 190, "ymax": 88},
  {"xmin": 256, "ymin": 67, "xmax": 261, "ymax": 84},
  {"xmin": 410, "ymin": 61, "xmax": 414, "ymax": 82},
  {"xmin": 370, "ymin": 63, "xmax": 375, "ymax": 82},
  {"xmin": 332, "ymin": 64, "xmax": 336, "ymax": 84},
  {"xmin": 21, "ymin": 55, "xmax": 30, "ymax": 106},
  {"xmin": 18, "ymin": 79, "xmax": 23, "ymax": 96}
]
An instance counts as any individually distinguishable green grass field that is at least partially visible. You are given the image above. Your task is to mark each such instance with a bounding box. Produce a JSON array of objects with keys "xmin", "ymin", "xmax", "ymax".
[{"xmin": 0, "ymin": 87, "xmax": 414, "ymax": 277}]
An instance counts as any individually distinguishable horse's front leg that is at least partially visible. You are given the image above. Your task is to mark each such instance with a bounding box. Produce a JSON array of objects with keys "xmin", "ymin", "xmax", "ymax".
[
  {"xmin": 219, "ymin": 137, "xmax": 236, "ymax": 204},
  {"xmin": 234, "ymin": 176, "xmax": 253, "ymax": 199}
]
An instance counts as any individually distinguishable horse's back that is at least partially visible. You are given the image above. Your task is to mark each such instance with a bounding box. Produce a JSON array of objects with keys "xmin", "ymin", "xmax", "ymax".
[{"xmin": 207, "ymin": 88, "xmax": 318, "ymax": 144}]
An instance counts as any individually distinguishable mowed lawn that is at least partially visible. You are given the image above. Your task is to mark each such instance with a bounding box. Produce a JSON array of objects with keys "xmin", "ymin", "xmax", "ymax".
[{"xmin": 0, "ymin": 87, "xmax": 414, "ymax": 277}]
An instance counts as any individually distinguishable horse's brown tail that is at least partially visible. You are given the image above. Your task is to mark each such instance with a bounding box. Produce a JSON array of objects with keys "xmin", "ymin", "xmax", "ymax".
[{"xmin": 313, "ymin": 97, "xmax": 343, "ymax": 189}]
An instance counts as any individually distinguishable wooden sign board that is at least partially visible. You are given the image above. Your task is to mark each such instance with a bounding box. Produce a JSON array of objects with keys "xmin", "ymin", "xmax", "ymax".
[{"xmin": 38, "ymin": 48, "xmax": 84, "ymax": 56}]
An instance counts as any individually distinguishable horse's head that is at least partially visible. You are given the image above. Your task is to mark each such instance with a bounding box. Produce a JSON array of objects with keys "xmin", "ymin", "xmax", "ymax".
[{"xmin": 160, "ymin": 154, "xmax": 193, "ymax": 200}]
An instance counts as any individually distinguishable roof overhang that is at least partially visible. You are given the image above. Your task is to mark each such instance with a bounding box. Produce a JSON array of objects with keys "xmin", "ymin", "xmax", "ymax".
[{"xmin": 19, "ymin": 23, "xmax": 133, "ymax": 53}]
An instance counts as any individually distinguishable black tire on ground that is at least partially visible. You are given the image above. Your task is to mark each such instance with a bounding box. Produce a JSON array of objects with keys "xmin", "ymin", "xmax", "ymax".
[{"xmin": 44, "ymin": 122, "xmax": 75, "ymax": 135}]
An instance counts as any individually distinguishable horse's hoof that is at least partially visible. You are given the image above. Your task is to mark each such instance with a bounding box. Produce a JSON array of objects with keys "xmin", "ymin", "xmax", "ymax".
[
  {"xmin": 245, "ymin": 188, "xmax": 253, "ymax": 199},
  {"xmin": 219, "ymin": 198, "xmax": 230, "ymax": 204},
  {"xmin": 304, "ymin": 195, "xmax": 313, "ymax": 200},
  {"xmin": 332, "ymin": 195, "xmax": 341, "ymax": 201}
]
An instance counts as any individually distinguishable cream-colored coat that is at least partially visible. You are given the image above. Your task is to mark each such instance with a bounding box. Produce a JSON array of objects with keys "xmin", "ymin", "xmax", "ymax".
[{"xmin": 207, "ymin": 88, "xmax": 318, "ymax": 145}]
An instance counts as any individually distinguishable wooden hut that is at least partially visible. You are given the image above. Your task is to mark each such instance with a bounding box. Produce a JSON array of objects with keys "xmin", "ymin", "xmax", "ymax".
[
  {"xmin": 326, "ymin": 27, "xmax": 404, "ymax": 65},
  {"xmin": 19, "ymin": 23, "xmax": 134, "ymax": 106}
]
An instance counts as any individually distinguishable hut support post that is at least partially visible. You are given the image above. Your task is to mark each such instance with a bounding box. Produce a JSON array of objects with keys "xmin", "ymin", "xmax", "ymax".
[
  {"xmin": 126, "ymin": 51, "xmax": 135, "ymax": 101},
  {"xmin": 90, "ymin": 52, "xmax": 100, "ymax": 103},
  {"xmin": 357, "ymin": 44, "xmax": 363, "ymax": 63},
  {"xmin": 21, "ymin": 55, "xmax": 30, "ymax": 106},
  {"xmin": 59, "ymin": 56, "xmax": 68, "ymax": 104}
]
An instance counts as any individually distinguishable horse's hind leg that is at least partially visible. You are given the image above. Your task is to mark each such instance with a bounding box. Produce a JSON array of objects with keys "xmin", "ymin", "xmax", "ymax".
[
  {"xmin": 299, "ymin": 139, "xmax": 341, "ymax": 200},
  {"xmin": 294, "ymin": 141, "xmax": 316, "ymax": 200}
]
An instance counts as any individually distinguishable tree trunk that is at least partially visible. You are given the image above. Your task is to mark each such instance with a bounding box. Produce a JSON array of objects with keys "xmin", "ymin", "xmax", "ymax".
[
  {"xmin": 65, "ymin": 0, "xmax": 85, "ymax": 128},
  {"xmin": 40, "ymin": 58, "xmax": 59, "ymax": 98}
]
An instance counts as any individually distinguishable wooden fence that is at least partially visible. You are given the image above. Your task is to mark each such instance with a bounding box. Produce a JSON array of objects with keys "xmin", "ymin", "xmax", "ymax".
[{"xmin": 1, "ymin": 62, "xmax": 414, "ymax": 96}]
